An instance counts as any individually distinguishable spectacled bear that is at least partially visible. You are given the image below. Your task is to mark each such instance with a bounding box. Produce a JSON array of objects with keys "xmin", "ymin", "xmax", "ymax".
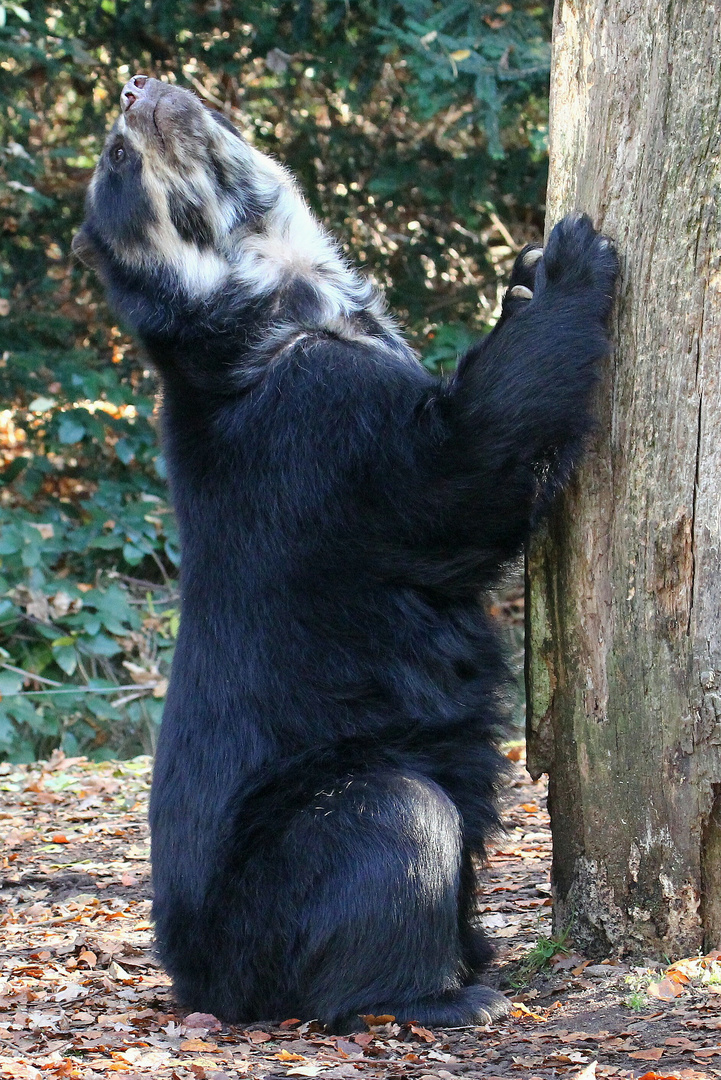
[{"xmin": 73, "ymin": 75, "xmax": 618, "ymax": 1031}]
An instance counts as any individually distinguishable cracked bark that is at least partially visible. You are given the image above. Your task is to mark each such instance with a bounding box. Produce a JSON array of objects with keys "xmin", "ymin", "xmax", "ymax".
[{"xmin": 526, "ymin": 0, "xmax": 721, "ymax": 956}]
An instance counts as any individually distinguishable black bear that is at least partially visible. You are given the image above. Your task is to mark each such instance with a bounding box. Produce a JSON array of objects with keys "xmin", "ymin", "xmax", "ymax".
[{"xmin": 73, "ymin": 75, "xmax": 618, "ymax": 1030}]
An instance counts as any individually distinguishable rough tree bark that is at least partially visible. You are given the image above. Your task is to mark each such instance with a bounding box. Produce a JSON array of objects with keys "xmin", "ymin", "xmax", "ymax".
[{"xmin": 526, "ymin": 0, "xmax": 721, "ymax": 956}]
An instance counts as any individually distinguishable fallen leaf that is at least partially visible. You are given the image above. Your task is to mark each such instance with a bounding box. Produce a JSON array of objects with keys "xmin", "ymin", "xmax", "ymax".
[
  {"xmin": 667, "ymin": 957, "xmax": 702, "ymax": 978},
  {"xmin": 179, "ymin": 1038, "xmax": 219, "ymax": 1052},
  {"xmin": 573, "ymin": 1063, "xmax": 597, "ymax": 1080},
  {"xmin": 511, "ymin": 1001, "xmax": 546, "ymax": 1020},
  {"xmin": 408, "ymin": 1024, "xmax": 436, "ymax": 1042},
  {"xmin": 185, "ymin": 1012, "xmax": 222, "ymax": 1031},
  {"xmin": 247, "ymin": 1030, "xmax": 272, "ymax": 1044},
  {"xmin": 73, "ymin": 1011, "xmax": 95, "ymax": 1023},
  {"xmin": 551, "ymin": 953, "xmax": 587, "ymax": 971},
  {"xmin": 0, "ymin": 1065, "xmax": 41, "ymax": 1079},
  {"xmin": 108, "ymin": 961, "xmax": 132, "ymax": 982},
  {"xmin": 54, "ymin": 982, "xmax": 87, "ymax": 1002},
  {"xmin": 629, "ymin": 1048, "xmax": 665, "ymax": 1061},
  {"xmin": 333, "ymin": 1039, "xmax": 362, "ymax": 1057},
  {"xmin": 360, "ymin": 1014, "xmax": 395, "ymax": 1026},
  {"xmin": 636, "ymin": 1074, "xmax": 683, "ymax": 1080},
  {"xmin": 648, "ymin": 978, "xmax": 686, "ymax": 1000},
  {"xmin": 666, "ymin": 969, "xmax": 691, "ymax": 984}
]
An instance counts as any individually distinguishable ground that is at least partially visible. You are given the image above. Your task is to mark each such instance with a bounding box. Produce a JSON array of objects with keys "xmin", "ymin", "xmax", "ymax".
[{"xmin": 2, "ymin": 750, "xmax": 721, "ymax": 1080}]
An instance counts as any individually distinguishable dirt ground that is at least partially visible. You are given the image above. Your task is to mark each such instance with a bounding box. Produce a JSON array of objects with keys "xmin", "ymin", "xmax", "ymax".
[{"xmin": 2, "ymin": 750, "xmax": 721, "ymax": 1080}]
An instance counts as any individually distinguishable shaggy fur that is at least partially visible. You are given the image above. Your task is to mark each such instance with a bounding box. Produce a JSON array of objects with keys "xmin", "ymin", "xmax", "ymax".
[{"xmin": 73, "ymin": 76, "xmax": 618, "ymax": 1030}]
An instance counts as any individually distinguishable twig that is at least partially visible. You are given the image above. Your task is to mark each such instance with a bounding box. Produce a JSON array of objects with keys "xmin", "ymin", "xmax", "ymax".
[
  {"xmin": 111, "ymin": 572, "xmax": 177, "ymax": 593},
  {"xmin": 149, "ymin": 548, "xmax": 172, "ymax": 587},
  {"xmin": 111, "ymin": 690, "xmax": 150, "ymax": 708},
  {"xmin": 4, "ymin": 683, "xmax": 160, "ymax": 697},
  {"xmin": 1, "ymin": 662, "xmax": 63, "ymax": 687},
  {"xmin": 488, "ymin": 212, "xmax": 519, "ymax": 251},
  {"xmin": 185, "ymin": 74, "xmax": 226, "ymax": 109}
]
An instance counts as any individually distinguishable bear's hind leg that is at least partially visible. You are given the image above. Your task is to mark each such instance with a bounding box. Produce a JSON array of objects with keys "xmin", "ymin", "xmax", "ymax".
[{"xmin": 280, "ymin": 769, "xmax": 510, "ymax": 1031}]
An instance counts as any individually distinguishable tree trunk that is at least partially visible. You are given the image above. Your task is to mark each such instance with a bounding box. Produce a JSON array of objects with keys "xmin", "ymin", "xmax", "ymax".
[{"xmin": 526, "ymin": 0, "xmax": 721, "ymax": 956}]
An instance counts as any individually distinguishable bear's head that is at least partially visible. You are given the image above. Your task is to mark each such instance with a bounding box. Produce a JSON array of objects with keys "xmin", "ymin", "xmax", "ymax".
[
  {"xmin": 73, "ymin": 78, "xmax": 405, "ymax": 368},
  {"xmin": 72, "ymin": 76, "xmax": 310, "ymax": 298}
]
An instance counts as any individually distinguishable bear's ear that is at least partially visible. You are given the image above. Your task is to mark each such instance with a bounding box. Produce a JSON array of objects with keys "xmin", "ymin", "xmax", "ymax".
[{"xmin": 71, "ymin": 226, "xmax": 100, "ymax": 271}]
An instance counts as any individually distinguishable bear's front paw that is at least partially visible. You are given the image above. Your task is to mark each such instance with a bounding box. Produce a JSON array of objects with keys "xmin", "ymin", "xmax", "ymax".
[{"xmin": 542, "ymin": 212, "xmax": 619, "ymax": 313}]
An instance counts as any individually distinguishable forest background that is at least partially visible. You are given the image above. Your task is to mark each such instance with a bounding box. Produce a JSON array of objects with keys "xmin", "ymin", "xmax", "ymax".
[{"xmin": 0, "ymin": 0, "xmax": 552, "ymax": 762}]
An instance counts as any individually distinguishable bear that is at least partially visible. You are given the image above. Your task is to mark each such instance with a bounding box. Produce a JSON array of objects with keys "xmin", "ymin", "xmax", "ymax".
[{"xmin": 72, "ymin": 75, "xmax": 618, "ymax": 1031}]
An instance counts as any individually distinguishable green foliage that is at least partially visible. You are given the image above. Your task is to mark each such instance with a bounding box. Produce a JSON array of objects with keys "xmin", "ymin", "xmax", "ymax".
[
  {"xmin": 509, "ymin": 928, "xmax": 571, "ymax": 987},
  {"xmin": 0, "ymin": 0, "xmax": 550, "ymax": 759},
  {"xmin": 379, "ymin": 0, "xmax": 550, "ymax": 159},
  {"xmin": 623, "ymin": 972, "xmax": 655, "ymax": 1011}
]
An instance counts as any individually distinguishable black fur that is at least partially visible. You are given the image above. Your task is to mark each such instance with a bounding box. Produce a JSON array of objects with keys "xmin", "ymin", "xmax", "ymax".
[{"xmin": 74, "ymin": 78, "xmax": 618, "ymax": 1030}]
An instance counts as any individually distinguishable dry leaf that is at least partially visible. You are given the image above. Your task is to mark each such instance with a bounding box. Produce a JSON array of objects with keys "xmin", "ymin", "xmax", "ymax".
[
  {"xmin": 511, "ymin": 1001, "xmax": 546, "ymax": 1020},
  {"xmin": 179, "ymin": 1038, "xmax": 219, "ymax": 1052},
  {"xmin": 635, "ymin": 1073, "xmax": 685, "ymax": 1080},
  {"xmin": 54, "ymin": 982, "xmax": 86, "ymax": 1002},
  {"xmin": 360, "ymin": 1013, "xmax": 395, "ymax": 1026},
  {"xmin": 408, "ymin": 1024, "xmax": 436, "ymax": 1042},
  {"xmin": 648, "ymin": 978, "xmax": 685, "ymax": 1000},
  {"xmin": 550, "ymin": 953, "xmax": 587, "ymax": 971},
  {"xmin": 629, "ymin": 1048, "xmax": 665, "ymax": 1061},
  {"xmin": 108, "ymin": 961, "xmax": 132, "ymax": 982},
  {"xmin": 185, "ymin": 1012, "xmax": 222, "ymax": 1031},
  {"xmin": 247, "ymin": 1030, "xmax": 272, "ymax": 1043}
]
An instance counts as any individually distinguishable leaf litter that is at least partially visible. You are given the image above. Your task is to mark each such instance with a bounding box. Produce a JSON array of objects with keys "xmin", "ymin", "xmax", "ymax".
[{"xmin": 2, "ymin": 749, "xmax": 721, "ymax": 1080}]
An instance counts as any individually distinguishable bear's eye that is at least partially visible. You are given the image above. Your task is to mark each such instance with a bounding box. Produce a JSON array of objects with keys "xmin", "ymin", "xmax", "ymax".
[{"xmin": 111, "ymin": 144, "xmax": 125, "ymax": 163}]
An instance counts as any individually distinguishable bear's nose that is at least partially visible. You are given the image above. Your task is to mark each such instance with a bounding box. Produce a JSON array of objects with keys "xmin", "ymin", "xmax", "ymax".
[{"xmin": 121, "ymin": 75, "xmax": 150, "ymax": 113}]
